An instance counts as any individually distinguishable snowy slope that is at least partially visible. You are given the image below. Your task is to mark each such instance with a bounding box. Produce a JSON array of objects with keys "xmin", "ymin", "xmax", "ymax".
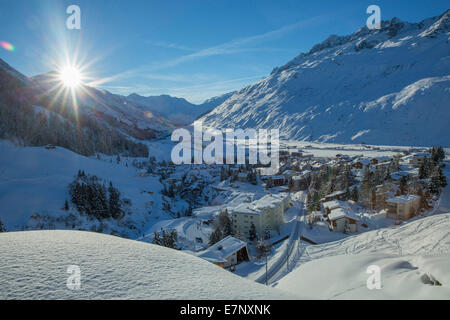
[
  {"xmin": 0, "ymin": 140, "xmax": 168, "ymax": 238},
  {"xmin": 275, "ymin": 213, "xmax": 450, "ymax": 299},
  {"xmin": 200, "ymin": 10, "xmax": 450, "ymax": 147},
  {"xmin": 0, "ymin": 230, "xmax": 297, "ymax": 299},
  {"xmin": 32, "ymin": 72, "xmax": 174, "ymax": 138}
]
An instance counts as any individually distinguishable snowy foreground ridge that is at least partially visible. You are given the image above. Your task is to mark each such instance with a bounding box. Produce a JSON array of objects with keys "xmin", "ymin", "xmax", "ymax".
[{"xmin": 0, "ymin": 230, "xmax": 296, "ymax": 299}]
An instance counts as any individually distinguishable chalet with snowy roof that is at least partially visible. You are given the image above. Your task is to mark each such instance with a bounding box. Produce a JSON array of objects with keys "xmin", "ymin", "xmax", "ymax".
[
  {"xmin": 321, "ymin": 189, "xmax": 347, "ymax": 202},
  {"xmin": 386, "ymin": 195, "xmax": 421, "ymax": 220},
  {"xmin": 197, "ymin": 236, "xmax": 250, "ymax": 268},
  {"xmin": 371, "ymin": 156, "xmax": 391, "ymax": 165},
  {"xmin": 352, "ymin": 158, "xmax": 371, "ymax": 169},
  {"xmin": 321, "ymin": 200, "xmax": 358, "ymax": 233},
  {"xmin": 328, "ymin": 208, "xmax": 359, "ymax": 233},
  {"xmin": 229, "ymin": 193, "xmax": 291, "ymax": 239}
]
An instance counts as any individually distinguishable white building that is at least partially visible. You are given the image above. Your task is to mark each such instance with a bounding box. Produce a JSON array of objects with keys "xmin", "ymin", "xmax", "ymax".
[
  {"xmin": 229, "ymin": 193, "xmax": 291, "ymax": 239},
  {"xmin": 386, "ymin": 195, "xmax": 421, "ymax": 220}
]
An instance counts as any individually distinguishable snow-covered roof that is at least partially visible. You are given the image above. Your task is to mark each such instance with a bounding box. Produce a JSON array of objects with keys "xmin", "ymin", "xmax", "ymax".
[
  {"xmin": 322, "ymin": 200, "xmax": 351, "ymax": 211},
  {"xmin": 328, "ymin": 207, "xmax": 359, "ymax": 221},
  {"xmin": 197, "ymin": 236, "xmax": 248, "ymax": 263},
  {"xmin": 230, "ymin": 193, "xmax": 289, "ymax": 215},
  {"xmin": 386, "ymin": 195, "xmax": 420, "ymax": 204},
  {"xmin": 353, "ymin": 158, "xmax": 371, "ymax": 165},
  {"xmin": 373, "ymin": 156, "xmax": 391, "ymax": 162}
]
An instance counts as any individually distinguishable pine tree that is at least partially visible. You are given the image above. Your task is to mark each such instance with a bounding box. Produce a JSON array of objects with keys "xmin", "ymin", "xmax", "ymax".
[
  {"xmin": 429, "ymin": 166, "xmax": 447, "ymax": 195},
  {"xmin": 108, "ymin": 182, "xmax": 122, "ymax": 219},
  {"xmin": 399, "ymin": 176, "xmax": 408, "ymax": 195},
  {"xmin": 345, "ymin": 184, "xmax": 350, "ymax": 200},
  {"xmin": 0, "ymin": 219, "xmax": 5, "ymax": 232},
  {"xmin": 152, "ymin": 231, "xmax": 162, "ymax": 245},
  {"xmin": 288, "ymin": 178, "xmax": 294, "ymax": 192},
  {"xmin": 64, "ymin": 199, "xmax": 69, "ymax": 211},
  {"xmin": 249, "ymin": 223, "xmax": 257, "ymax": 241},
  {"xmin": 351, "ymin": 186, "xmax": 359, "ymax": 202},
  {"xmin": 209, "ymin": 226, "xmax": 223, "ymax": 246}
]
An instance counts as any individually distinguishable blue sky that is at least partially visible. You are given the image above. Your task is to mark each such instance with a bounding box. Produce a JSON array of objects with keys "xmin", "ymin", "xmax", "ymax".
[{"xmin": 0, "ymin": 0, "xmax": 448, "ymax": 103}]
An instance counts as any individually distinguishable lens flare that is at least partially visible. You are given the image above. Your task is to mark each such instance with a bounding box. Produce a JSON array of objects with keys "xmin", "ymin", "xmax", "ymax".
[
  {"xmin": 0, "ymin": 41, "xmax": 16, "ymax": 52},
  {"xmin": 60, "ymin": 66, "xmax": 81, "ymax": 88}
]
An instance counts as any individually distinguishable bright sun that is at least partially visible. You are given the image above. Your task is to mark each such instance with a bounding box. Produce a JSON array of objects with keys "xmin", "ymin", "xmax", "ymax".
[{"xmin": 60, "ymin": 66, "xmax": 81, "ymax": 88}]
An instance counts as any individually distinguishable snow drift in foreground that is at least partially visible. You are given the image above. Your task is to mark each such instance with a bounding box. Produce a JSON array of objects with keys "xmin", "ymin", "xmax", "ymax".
[
  {"xmin": 277, "ymin": 253, "xmax": 450, "ymax": 299},
  {"xmin": 200, "ymin": 11, "xmax": 450, "ymax": 146},
  {"xmin": 0, "ymin": 230, "xmax": 296, "ymax": 299},
  {"xmin": 276, "ymin": 213, "xmax": 450, "ymax": 299}
]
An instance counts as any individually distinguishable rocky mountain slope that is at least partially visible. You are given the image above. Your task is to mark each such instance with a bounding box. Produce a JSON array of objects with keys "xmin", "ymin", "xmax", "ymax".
[{"xmin": 200, "ymin": 10, "xmax": 450, "ymax": 147}]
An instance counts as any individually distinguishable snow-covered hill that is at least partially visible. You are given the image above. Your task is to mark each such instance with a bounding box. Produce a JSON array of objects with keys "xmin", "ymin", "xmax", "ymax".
[
  {"xmin": 0, "ymin": 140, "xmax": 167, "ymax": 238},
  {"xmin": 275, "ymin": 213, "xmax": 450, "ymax": 299},
  {"xmin": 32, "ymin": 72, "xmax": 174, "ymax": 139},
  {"xmin": 200, "ymin": 10, "xmax": 450, "ymax": 147},
  {"xmin": 0, "ymin": 230, "xmax": 296, "ymax": 299}
]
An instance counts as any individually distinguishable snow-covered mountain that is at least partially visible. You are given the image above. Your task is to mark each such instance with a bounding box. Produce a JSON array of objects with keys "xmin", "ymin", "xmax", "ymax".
[
  {"xmin": 200, "ymin": 10, "xmax": 450, "ymax": 147},
  {"xmin": 126, "ymin": 92, "xmax": 232, "ymax": 126},
  {"xmin": 32, "ymin": 72, "xmax": 174, "ymax": 139}
]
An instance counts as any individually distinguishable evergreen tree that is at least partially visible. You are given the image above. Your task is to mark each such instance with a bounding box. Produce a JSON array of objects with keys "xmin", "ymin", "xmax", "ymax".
[
  {"xmin": 108, "ymin": 182, "xmax": 122, "ymax": 219},
  {"xmin": 345, "ymin": 184, "xmax": 350, "ymax": 200},
  {"xmin": 209, "ymin": 226, "xmax": 223, "ymax": 246},
  {"xmin": 429, "ymin": 166, "xmax": 447, "ymax": 195},
  {"xmin": 152, "ymin": 231, "xmax": 162, "ymax": 245},
  {"xmin": 249, "ymin": 223, "xmax": 257, "ymax": 241},
  {"xmin": 64, "ymin": 199, "xmax": 69, "ymax": 211},
  {"xmin": 351, "ymin": 186, "xmax": 359, "ymax": 202},
  {"xmin": 399, "ymin": 176, "xmax": 408, "ymax": 195},
  {"xmin": 0, "ymin": 219, "xmax": 5, "ymax": 232}
]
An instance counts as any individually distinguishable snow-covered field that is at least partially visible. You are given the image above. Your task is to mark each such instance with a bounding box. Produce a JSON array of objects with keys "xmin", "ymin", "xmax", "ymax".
[
  {"xmin": 0, "ymin": 230, "xmax": 297, "ymax": 299},
  {"xmin": 0, "ymin": 140, "xmax": 168, "ymax": 238},
  {"xmin": 275, "ymin": 213, "xmax": 450, "ymax": 299}
]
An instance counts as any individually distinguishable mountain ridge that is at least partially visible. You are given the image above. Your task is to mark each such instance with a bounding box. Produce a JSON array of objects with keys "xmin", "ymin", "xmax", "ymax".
[{"xmin": 199, "ymin": 9, "xmax": 450, "ymax": 147}]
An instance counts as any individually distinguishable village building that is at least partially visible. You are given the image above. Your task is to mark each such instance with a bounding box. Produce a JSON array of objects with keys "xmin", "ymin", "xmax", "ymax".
[
  {"xmin": 321, "ymin": 200, "xmax": 358, "ymax": 233},
  {"xmin": 291, "ymin": 172, "xmax": 311, "ymax": 191},
  {"xmin": 352, "ymin": 158, "xmax": 371, "ymax": 169},
  {"xmin": 328, "ymin": 208, "xmax": 359, "ymax": 233},
  {"xmin": 197, "ymin": 236, "xmax": 250, "ymax": 268},
  {"xmin": 321, "ymin": 189, "xmax": 347, "ymax": 202},
  {"xmin": 270, "ymin": 175, "xmax": 286, "ymax": 187},
  {"xmin": 371, "ymin": 156, "xmax": 391, "ymax": 165},
  {"xmin": 229, "ymin": 193, "xmax": 291, "ymax": 239},
  {"xmin": 385, "ymin": 195, "xmax": 421, "ymax": 220}
]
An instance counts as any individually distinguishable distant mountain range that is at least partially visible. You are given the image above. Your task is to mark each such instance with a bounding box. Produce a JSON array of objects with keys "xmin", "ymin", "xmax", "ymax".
[
  {"xmin": 0, "ymin": 58, "xmax": 230, "ymax": 156},
  {"xmin": 126, "ymin": 91, "xmax": 233, "ymax": 126},
  {"xmin": 200, "ymin": 10, "xmax": 450, "ymax": 147}
]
